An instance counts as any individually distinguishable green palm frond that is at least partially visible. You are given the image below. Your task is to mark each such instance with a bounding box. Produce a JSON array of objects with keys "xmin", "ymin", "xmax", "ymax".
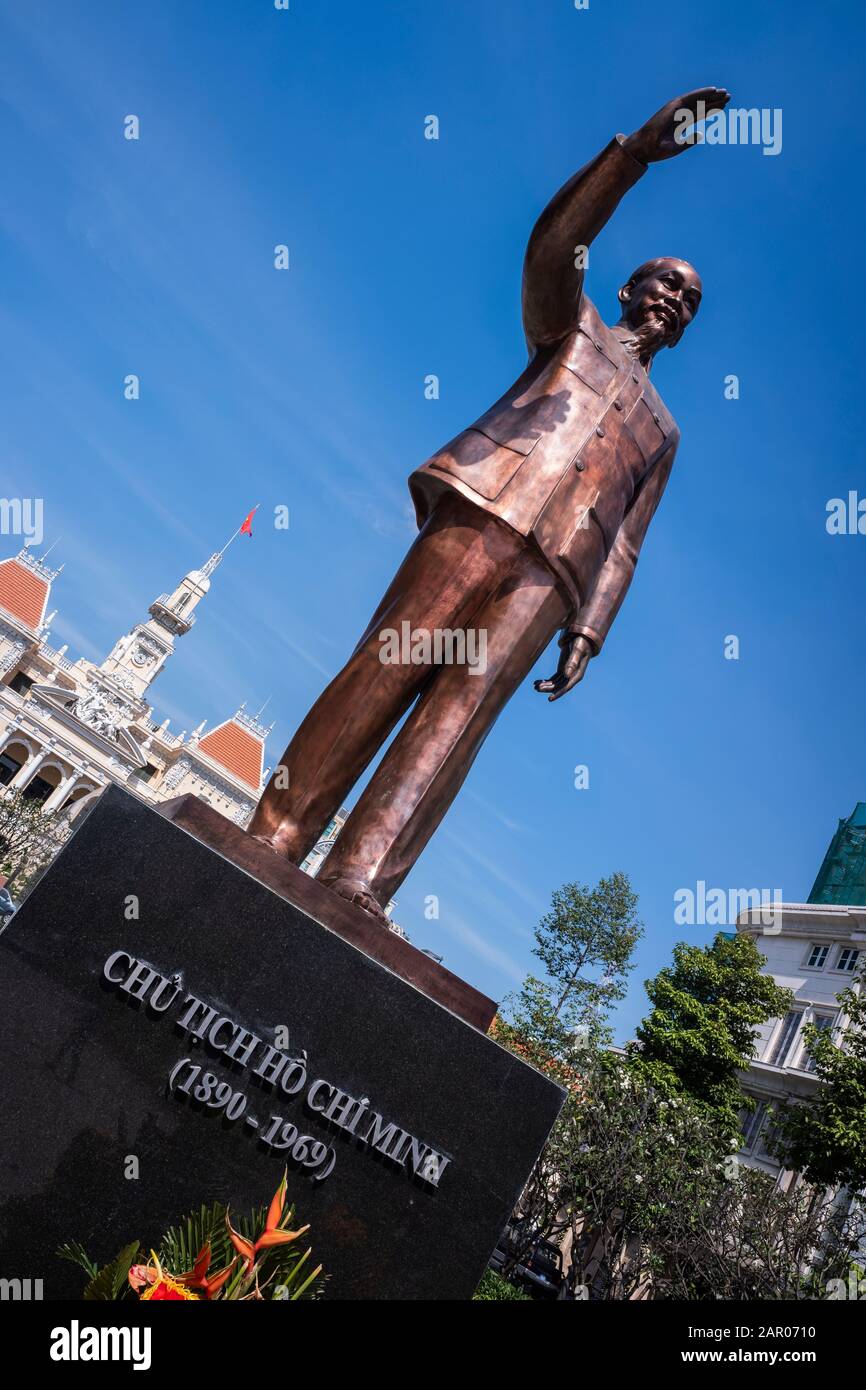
[
  {"xmin": 82, "ymin": 1241, "xmax": 141, "ymax": 1300},
  {"xmin": 159, "ymin": 1201, "xmax": 230, "ymax": 1274},
  {"xmin": 231, "ymin": 1202, "xmax": 268, "ymax": 1244},
  {"xmin": 282, "ymin": 1251, "xmax": 326, "ymax": 1301},
  {"xmin": 259, "ymin": 1243, "xmax": 326, "ymax": 1300},
  {"xmin": 56, "ymin": 1240, "xmax": 99, "ymax": 1280}
]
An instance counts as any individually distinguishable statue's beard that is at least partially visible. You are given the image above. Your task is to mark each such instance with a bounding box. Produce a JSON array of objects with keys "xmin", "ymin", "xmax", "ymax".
[{"xmin": 621, "ymin": 315, "xmax": 674, "ymax": 361}]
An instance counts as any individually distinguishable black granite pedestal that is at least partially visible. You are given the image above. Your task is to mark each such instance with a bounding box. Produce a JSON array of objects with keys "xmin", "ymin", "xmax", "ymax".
[{"xmin": 0, "ymin": 786, "xmax": 564, "ymax": 1300}]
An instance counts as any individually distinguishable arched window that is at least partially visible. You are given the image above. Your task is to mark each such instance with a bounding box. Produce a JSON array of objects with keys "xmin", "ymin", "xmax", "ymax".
[
  {"xmin": 23, "ymin": 774, "xmax": 55, "ymax": 804},
  {"xmin": 0, "ymin": 741, "xmax": 30, "ymax": 786},
  {"xmin": 21, "ymin": 762, "xmax": 64, "ymax": 804},
  {"xmin": 63, "ymin": 784, "xmax": 97, "ymax": 813}
]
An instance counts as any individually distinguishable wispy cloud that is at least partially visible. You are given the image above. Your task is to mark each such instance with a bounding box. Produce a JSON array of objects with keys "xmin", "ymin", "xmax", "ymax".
[
  {"xmin": 465, "ymin": 787, "xmax": 528, "ymax": 835},
  {"xmin": 437, "ymin": 908, "xmax": 526, "ymax": 985},
  {"xmin": 441, "ymin": 824, "xmax": 541, "ymax": 912}
]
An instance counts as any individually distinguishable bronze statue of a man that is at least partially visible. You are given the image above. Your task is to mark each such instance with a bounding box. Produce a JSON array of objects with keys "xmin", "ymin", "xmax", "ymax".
[{"xmin": 250, "ymin": 88, "xmax": 730, "ymax": 921}]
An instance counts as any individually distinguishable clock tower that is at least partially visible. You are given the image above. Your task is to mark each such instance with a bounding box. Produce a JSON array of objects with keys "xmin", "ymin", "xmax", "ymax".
[{"xmin": 99, "ymin": 550, "xmax": 223, "ymax": 699}]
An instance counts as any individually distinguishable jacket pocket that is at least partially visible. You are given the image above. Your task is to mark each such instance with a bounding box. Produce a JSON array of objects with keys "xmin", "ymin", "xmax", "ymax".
[
  {"xmin": 424, "ymin": 430, "xmax": 529, "ymax": 501},
  {"xmin": 563, "ymin": 329, "xmax": 619, "ymax": 394}
]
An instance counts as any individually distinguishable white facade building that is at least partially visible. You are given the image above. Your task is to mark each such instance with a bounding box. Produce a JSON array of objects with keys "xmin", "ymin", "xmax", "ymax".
[
  {"xmin": 0, "ymin": 543, "xmax": 272, "ymax": 832},
  {"xmin": 736, "ymin": 902, "xmax": 865, "ymax": 1176}
]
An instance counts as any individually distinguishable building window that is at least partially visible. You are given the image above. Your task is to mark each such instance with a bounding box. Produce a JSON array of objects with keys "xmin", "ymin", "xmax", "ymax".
[
  {"xmin": 836, "ymin": 947, "xmax": 861, "ymax": 973},
  {"xmin": 0, "ymin": 751, "xmax": 23, "ymax": 786},
  {"xmin": 755, "ymin": 1108, "xmax": 780, "ymax": 1159},
  {"xmin": 806, "ymin": 943, "xmax": 829, "ymax": 969},
  {"xmin": 7, "ymin": 672, "xmax": 33, "ymax": 696},
  {"xmin": 741, "ymin": 1101, "xmax": 767, "ymax": 1153},
  {"xmin": 802, "ymin": 1015, "xmax": 835, "ymax": 1073},
  {"xmin": 64, "ymin": 785, "xmax": 95, "ymax": 810},
  {"xmin": 768, "ymin": 1010, "xmax": 803, "ymax": 1067},
  {"xmin": 22, "ymin": 774, "xmax": 55, "ymax": 804},
  {"xmin": 131, "ymin": 764, "xmax": 158, "ymax": 783}
]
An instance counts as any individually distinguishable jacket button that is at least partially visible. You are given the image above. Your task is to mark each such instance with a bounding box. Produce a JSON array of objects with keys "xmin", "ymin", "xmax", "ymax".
[
  {"xmin": 614, "ymin": 400, "xmax": 624, "ymax": 411},
  {"xmin": 594, "ymin": 341, "xmax": 603, "ymax": 351},
  {"xmin": 596, "ymin": 426, "xmax": 605, "ymax": 437},
  {"xmin": 653, "ymin": 412, "xmax": 660, "ymax": 424},
  {"xmin": 574, "ymin": 460, "xmax": 585, "ymax": 472},
  {"xmin": 632, "ymin": 373, "xmax": 639, "ymax": 383}
]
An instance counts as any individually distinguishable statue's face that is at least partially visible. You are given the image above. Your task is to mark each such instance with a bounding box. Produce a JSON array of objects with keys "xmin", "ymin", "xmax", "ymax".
[{"xmin": 619, "ymin": 258, "xmax": 702, "ymax": 353}]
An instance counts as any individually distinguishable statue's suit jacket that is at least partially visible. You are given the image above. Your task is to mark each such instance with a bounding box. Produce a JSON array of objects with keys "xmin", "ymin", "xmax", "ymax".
[{"xmin": 409, "ymin": 135, "xmax": 680, "ymax": 655}]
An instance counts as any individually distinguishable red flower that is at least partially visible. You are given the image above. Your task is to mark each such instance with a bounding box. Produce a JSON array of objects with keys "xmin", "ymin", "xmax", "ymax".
[
  {"xmin": 130, "ymin": 1245, "xmax": 235, "ymax": 1300},
  {"xmin": 135, "ymin": 1253, "xmax": 200, "ymax": 1301},
  {"xmin": 226, "ymin": 1172, "xmax": 309, "ymax": 1274}
]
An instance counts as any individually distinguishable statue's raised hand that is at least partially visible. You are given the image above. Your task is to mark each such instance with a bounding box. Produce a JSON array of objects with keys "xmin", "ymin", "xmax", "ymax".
[{"xmin": 623, "ymin": 88, "xmax": 731, "ymax": 164}]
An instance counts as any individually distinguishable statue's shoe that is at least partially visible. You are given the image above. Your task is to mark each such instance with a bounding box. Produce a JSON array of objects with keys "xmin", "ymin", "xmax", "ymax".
[
  {"xmin": 248, "ymin": 827, "xmax": 301, "ymax": 858},
  {"xmin": 322, "ymin": 876, "xmax": 390, "ymax": 927}
]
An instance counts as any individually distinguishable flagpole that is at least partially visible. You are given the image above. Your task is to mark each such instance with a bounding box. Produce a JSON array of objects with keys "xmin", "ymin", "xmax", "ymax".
[{"xmin": 219, "ymin": 504, "xmax": 261, "ymax": 557}]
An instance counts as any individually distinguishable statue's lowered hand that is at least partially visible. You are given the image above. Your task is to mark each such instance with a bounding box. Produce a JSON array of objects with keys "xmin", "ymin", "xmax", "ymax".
[
  {"xmin": 534, "ymin": 633, "xmax": 594, "ymax": 703},
  {"xmin": 623, "ymin": 87, "xmax": 731, "ymax": 164}
]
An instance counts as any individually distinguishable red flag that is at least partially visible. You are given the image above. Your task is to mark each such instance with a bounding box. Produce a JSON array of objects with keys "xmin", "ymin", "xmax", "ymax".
[{"xmin": 240, "ymin": 507, "xmax": 257, "ymax": 538}]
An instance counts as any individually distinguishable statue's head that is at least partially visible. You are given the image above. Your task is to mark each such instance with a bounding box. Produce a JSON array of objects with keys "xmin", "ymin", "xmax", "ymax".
[{"xmin": 617, "ymin": 257, "xmax": 701, "ymax": 358}]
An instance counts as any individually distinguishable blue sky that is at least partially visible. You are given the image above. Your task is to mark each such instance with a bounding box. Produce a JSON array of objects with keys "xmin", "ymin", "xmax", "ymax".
[{"xmin": 2, "ymin": 0, "xmax": 864, "ymax": 1039}]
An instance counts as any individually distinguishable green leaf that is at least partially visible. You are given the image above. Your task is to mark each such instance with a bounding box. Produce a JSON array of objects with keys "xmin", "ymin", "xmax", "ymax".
[
  {"xmin": 159, "ymin": 1201, "xmax": 230, "ymax": 1275},
  {"xmin": 56, "ymin": 1240, "xmax": 99, "ymax": 1280},
  {"xmin": 82, "ymin": 1241, "xmax": 141, "ymax": 1301}
]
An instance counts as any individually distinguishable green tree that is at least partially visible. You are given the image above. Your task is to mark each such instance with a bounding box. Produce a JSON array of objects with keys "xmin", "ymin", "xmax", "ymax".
[
  {"xmin": 495, "ymin": 873, "xmax": 644, "ymax": 1078},
  {"xmin": 769, "ymin": 976, "xmax": 866, "ymax": 1191},
  {"xmin": 472, "ymin": 1269, "xmax": 531, "ymax": 1300},
  {"xmin": 513, "ymin": 1048, "xmax": 866, "ymax": 1300},
  {"xmin": 628, "ymin": 932, "xmax": 792, "ymax": 1142},
  {"xmin": 517, "ymin": 1050, "xmax": 731, "ymax": 1299},
  {"xmin": 661, "ymin": 1163, "xmax": 866, "ymax": 1301}
]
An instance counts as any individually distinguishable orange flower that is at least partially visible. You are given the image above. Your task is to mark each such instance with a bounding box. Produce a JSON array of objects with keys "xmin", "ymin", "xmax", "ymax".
[
  {"xmin": 226, "ymin": 1172, "xmax": 309, "ymax": 1274},
  {"xmin": 172, "ymin": 1242, "xmax": 238, "ymax": 1300},
  {"xmin": 195, "ymin": 1256, "xmax": 237, "ymax": 1295},
  {"xmin": 130, "ymin": 1246, "xmax": 234, "ymax": 1300}
]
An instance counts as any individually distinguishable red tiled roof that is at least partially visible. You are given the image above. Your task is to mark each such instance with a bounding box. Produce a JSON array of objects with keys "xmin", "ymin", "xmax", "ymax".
[
  {"xmin": 0, "ymin": 557, "xmax": 49, "ymax": 630},
  {"xmin": 197, "ymin": 720, "xmax": 264, "ymax": 790}
]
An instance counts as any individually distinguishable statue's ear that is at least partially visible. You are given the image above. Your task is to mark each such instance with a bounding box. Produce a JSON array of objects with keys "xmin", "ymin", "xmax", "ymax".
[{"xmin": 618, "ymin": 278, "xmax": 635, "ymax": 307}]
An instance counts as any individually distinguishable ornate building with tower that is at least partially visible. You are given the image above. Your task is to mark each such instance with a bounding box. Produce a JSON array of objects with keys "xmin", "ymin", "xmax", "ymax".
[{"xmin": 0, "ymin": 542, "xmax": 273, "ymax": 828}]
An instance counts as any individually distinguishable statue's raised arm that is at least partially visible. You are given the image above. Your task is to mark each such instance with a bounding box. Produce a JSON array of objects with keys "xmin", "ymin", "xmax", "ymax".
[{"xmin": 522, "ymin": 88, "xmax": 730, "ymax": 353}]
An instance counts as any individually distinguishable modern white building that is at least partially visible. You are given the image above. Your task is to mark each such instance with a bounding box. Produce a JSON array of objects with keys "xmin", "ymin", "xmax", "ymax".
[{"xmin": 736, "ymin": 899, "xmax": 865, "ymax": 1177}]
